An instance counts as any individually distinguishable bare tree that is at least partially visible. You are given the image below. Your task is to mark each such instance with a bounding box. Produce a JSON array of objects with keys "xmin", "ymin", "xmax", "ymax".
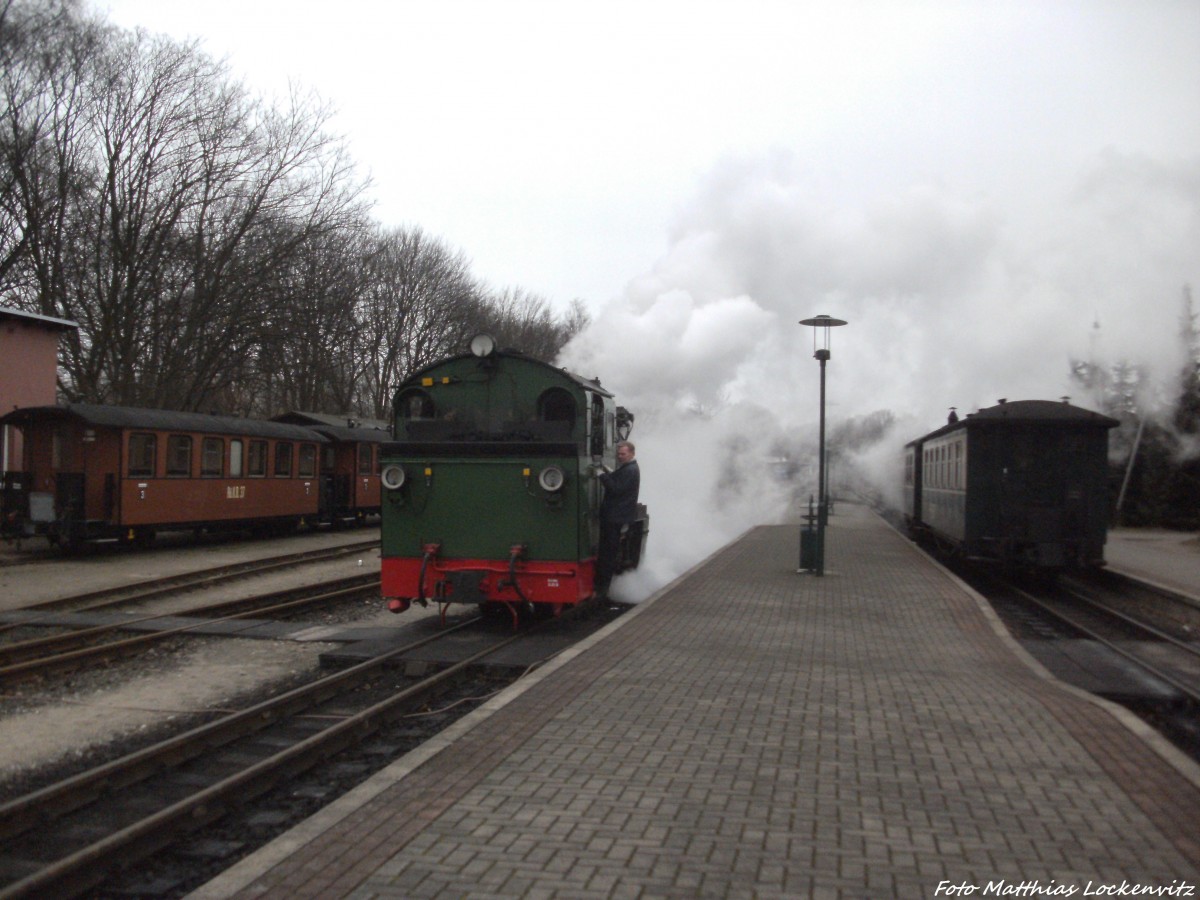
[
  {"xmin": 1, "ymin": 6, "xmax": 370, "ymax": 410},
  {"xmin": 356, "ymin": 225, "xmax": 485, "ymax": 419},
  {"xmin": 247, "ymin": 221, "xmax": 373, "ymax": 416},
  {"xmin": 1, "ymin": 2, "xmax": 583, "ymax": 421},
  {"xmin": 0, "ymin": 0, "xmax": 101, "ymax": 323},
  {"xmin": 483, "ymin": 287, "xmax": 590, "ymax": 362}
]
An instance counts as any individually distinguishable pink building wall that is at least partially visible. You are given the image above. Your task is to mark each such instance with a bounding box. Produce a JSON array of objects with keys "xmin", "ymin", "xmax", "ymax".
[{"xmin": 1, "ymin": 307, "xmax": 77, "ymax": 472}]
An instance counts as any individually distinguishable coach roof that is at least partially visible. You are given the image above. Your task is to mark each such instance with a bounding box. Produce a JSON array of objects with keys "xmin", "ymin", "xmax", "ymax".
[
  {"xmin": 907, "ymin": 399, "xmax": 1119, "ymax": 447},
  {"xmin": 0, "ymin": 403, "xmax": 329, "ymax": 442},
  {"xmin": 272, "ymin": 411, "xmax": 390, "ymax": 442}
]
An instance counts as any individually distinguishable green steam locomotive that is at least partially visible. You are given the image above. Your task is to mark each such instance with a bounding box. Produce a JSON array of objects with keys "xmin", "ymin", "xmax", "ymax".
[{"xmin": 379, "ymin": 335, "xmax": 649, "ymax": 624}]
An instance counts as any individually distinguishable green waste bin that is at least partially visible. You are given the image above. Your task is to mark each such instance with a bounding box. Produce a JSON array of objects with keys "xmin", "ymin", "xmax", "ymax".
[{"xmin": 800, "ymin": 525, "xmax": 819, "ymax": 571}]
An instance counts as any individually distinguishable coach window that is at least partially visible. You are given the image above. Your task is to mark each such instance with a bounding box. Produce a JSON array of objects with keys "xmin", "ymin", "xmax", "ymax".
[
  {"xmin": 321, "ymin": 446, "xmax": 336, "ymax": 473},
  {"xmin": 275, "ymin": 441, "xmax": 293, "ymax": 477},
  {"xmin": 201, "ymin": 438, "xmax": 224, "ymax": 477},
  {"xmin": 167, "ymin": 435, "xmax": 192, "ymax": 476},
  {"xmin": 129, "ymin": 433, "xmax": 157, "ymax": 476},
  {"xmin": 248, "ymin": 440, "xmax": 268, "ymax": 477},
  {"xmin": 298, "ymin": 443, "xmax": 317, "ymax": 478},
  {"xmin": 230, "ymin": 440, "xmax": 244, "ymax": 477},
  {"xmin": 358, "ymin": 443, "xmax": 372, "ymax": 475}
]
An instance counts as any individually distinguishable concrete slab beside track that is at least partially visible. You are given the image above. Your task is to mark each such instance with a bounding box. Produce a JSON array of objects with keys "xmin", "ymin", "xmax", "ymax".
[
  {"xmin": 1107, "ymin": 527, "xmax": 1200, "ymax": 602},
  {"xmin": 0, "ymin": 528, "xmax": 382, "ymax": 609},
  {"xmin": 191, "ymin": 503, "xmax": 1200, "ymax": 898}
]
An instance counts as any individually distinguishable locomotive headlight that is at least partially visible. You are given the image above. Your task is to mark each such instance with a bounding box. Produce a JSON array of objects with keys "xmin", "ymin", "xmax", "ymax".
[
  {"xmin": 470, "ymin": 333, "xmax": 497, "ymax": 358},
  {"xmin": 381, "ymin": 464, "xmax": 407, "ymax": 490},
  {"xmin": 538, "ymin": 465, "xmax": 566, "ymax": 492}
]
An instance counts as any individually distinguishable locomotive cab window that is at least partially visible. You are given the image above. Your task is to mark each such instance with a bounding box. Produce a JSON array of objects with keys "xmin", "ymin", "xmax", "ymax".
[
  {"xmin": 128, "ymin": 433, "xmax": 157, "ymax": 477},
  {"xmin": 298, "ymin": 443, "xmax": 317, "ymax": 478},
  {"xmin": 537, "ymin": 388, "xmax": 576, "ymax": 437},
  {"xmin": 166, "ymin": 435, "xmax": 192, "ymax": 477},
  {"xmin": 398, "ymin": 389, "xmax": 434, "ymax": 420},
  {"xmin": 248, "ymin": 440, "xmax": 267, "ymax": 477},
  {"xmin": 274, "ymin": 442, "xmax": 293, "ymax": 477},
  {"xmin": 589, "ymin": 393, "xmax": 605, "ymax": 457}
]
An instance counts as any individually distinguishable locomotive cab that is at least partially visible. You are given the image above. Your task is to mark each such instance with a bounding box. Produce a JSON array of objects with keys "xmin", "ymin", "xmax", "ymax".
[{"xmin": 379, "ymin": 336, "xmax": 649, "ymax": 622}]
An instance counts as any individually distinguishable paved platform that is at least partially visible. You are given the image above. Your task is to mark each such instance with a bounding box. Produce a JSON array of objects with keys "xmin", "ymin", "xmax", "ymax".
[{"xmin": 190, "ymin": 504, "xmax": 1200, "ymax": 898}]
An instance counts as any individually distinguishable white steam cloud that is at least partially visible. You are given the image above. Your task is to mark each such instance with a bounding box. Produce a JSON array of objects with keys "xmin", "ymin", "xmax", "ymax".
[{"xmin": 560, "ymin": 150, "xmax": 1200, "ymax": 598}]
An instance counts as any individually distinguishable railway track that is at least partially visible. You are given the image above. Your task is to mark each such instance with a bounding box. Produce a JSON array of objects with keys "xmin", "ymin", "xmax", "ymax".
[
  {"xmin": 970, "ymin": 567, "xmax": 1200, "ymax": 761},
  {"xmin": 0, "ymin": 573, "xmax": 382, "ymax": 684},
  {"xmin": 0, "ymin": 613, "xmax": 525, "ymax": 899},
  {"xmin": 0, "ymin": 538, "xmax": 380, "ymax": 627},
  {"xmin": 1000, "ymin": 575, "xmax": 1200, "ymax": 704}
]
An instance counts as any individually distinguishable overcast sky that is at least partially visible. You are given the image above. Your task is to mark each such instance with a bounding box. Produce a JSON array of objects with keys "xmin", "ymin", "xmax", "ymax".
[
  {"xmin": 100, "ymin": 0, "xmax": 1200, "ymax": 586},
  {"xmin": 101, "ymin": 0, "xmax": 1199, "ymax": 412}
]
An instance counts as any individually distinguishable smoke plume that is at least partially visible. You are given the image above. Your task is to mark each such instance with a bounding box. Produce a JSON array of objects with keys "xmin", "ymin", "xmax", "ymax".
[{"xmin": 560, "ymin": 150, "xmax": 1200, "ymax": 599}]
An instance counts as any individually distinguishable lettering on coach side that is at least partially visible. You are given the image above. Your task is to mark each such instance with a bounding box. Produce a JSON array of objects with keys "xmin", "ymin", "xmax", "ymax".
[{"xmin": 226, "ymin": 485, "xmax": 245, "ymax": 500}]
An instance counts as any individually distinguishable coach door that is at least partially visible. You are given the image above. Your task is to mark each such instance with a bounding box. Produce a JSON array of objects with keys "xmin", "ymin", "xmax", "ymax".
[
  {"xmin": 55, "ymin": 472, "xmax": 85, "ymax": 525},
  {"xmin": 318, "ymin": 445, "xmax": 336, "ymax": 519}
]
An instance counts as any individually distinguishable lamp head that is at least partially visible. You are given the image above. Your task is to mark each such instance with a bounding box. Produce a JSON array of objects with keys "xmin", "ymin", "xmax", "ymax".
[{"xmin": 799, "ymin": 314, "xmax": 848, "ymax": 358}]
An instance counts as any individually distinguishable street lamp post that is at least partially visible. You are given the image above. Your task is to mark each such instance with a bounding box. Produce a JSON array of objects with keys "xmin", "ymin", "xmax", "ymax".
[{"xmin": 799, "ymin": 314, "xmax": 847, "ymax": 576}]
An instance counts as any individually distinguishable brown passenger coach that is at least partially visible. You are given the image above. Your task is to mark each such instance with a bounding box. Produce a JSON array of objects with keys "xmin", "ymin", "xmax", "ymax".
[{"xmin": 1, "ymin": 404, "xmax": 330, "ymax": 548}]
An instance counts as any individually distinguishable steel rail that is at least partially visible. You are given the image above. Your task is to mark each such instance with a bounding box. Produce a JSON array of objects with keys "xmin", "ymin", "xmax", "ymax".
[
  {"xmin": 1006, "ymin": 581, "xmax": 1200, "ymax": 706},
  {"xmin": 1055, "ymin": 582, "xmax": 1200, "ymax": 661},
  {"xmin": 0, "ymin": 572, "xmax": 380, "ymax": 669},
  {"xmin": 2, "ymin": 631, "xmax": 509, "ymax": 898},
  {"xmin": 0, "ymin": 539, "xmax": 379, "ymax": 634},
  {"xmin": 0, "ymin": 576, "xmax": 382, "ymax": 684}
]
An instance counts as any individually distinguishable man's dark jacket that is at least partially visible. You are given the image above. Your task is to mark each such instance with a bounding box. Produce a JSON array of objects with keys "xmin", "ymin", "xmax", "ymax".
[{"xmin": 599, "ymin": 460, "xmax": 640, "ymax": 524}]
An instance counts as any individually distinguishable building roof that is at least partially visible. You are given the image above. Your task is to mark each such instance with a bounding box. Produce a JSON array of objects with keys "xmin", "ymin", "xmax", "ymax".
[{"xmin": 0, "ymin": 306, "xmax": 78, "ymax": 331}]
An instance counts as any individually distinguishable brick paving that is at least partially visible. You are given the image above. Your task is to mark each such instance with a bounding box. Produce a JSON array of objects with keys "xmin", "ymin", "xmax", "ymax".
[{"xmin": 194, "ymin": 504, "xmax": 1200, "ymax": 899}]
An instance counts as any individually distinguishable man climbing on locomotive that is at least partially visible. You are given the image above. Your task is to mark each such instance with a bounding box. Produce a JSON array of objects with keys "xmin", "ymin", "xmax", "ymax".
[{"xmin": 595, "ymin": 440, "xmax": 640, "ymax": 598}]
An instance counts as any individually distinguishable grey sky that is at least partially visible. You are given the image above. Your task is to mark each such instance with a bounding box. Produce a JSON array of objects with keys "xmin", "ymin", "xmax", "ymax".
[{"xmin": 102, "ymin": 0, "xmax": 1200, "ymax": 586}]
